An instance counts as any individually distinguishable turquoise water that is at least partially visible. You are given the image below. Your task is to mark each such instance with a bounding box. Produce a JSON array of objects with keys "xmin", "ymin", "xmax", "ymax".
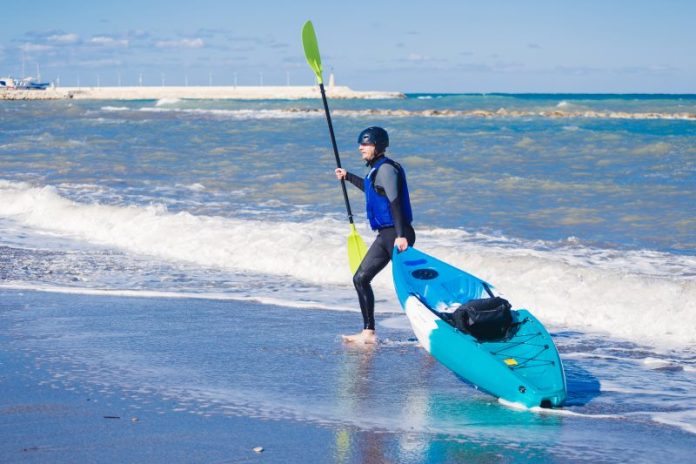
[{"xmin": 1, "ymin": 94, "xmax": 695, "ymax": 461}]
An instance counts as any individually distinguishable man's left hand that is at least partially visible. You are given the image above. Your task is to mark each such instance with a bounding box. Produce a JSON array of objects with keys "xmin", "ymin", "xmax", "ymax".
[{"xmin": 394, "ymin": 237, "xmax": 408, "ymax": 252}]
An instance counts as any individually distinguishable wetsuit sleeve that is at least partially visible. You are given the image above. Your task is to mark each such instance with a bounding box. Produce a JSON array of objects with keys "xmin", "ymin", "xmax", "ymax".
[
  {"xmin": 388, "ymin": 198, "xmax": 408, "ymax": 237},
  {"xmin": 345, "ymin": 172, "xmax": 364, "ymax": 191},
  {"xmin": 374, "ymin": 165, "xmax": 409, "ymax": 237}
]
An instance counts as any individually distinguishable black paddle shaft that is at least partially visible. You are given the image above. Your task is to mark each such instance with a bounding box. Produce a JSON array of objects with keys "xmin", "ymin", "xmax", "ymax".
[{"xmin": 318, "ymin": 82, "xmax": 356, "ymax": 224}]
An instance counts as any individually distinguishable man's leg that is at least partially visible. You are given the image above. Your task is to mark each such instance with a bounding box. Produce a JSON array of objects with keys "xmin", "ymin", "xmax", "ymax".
[{"xmin": 343, "ymin": 231, "xmax": 393, "ymax": 344}]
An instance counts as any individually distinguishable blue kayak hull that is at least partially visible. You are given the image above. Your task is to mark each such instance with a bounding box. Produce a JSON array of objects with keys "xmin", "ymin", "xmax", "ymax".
[{"xmin": 392, "ymin": 247, "xmax": 567, "ymax": 408}]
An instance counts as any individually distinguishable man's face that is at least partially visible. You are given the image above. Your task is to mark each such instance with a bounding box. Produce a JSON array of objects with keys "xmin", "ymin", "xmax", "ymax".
[{"xmin": 359, "ymin": 143, "xmax": 377, "ymax": 162}]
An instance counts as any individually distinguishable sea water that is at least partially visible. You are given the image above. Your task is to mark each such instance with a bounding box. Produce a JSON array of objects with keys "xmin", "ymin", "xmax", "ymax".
[{"xmin": 1, "ymin": 95, "xmax": 695, "ymax": 461}]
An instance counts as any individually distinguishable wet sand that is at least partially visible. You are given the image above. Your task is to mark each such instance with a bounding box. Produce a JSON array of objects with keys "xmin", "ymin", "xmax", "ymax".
[
  {"xmin": 0, "ymin": 352, "xmax": 334, "ymax": 462},
  {"xmin": 2, "ymin": 289, "xmax": 695, "ymax": 463}
]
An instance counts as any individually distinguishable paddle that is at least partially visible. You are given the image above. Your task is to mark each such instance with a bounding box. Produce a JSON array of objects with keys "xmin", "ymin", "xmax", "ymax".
[{"xmin": 302, "ymin": 20, "xmax": 367, "ymax": 274}]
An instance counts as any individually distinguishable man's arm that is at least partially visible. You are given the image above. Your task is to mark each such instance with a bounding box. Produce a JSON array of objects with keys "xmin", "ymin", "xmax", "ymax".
[
  {"xmin": 345, "ymin": 172, "xmax": 364, "ymax": 191},
  {"xmin": 335, "ymin": 168, "xmax": 364, "ymax": 191}
]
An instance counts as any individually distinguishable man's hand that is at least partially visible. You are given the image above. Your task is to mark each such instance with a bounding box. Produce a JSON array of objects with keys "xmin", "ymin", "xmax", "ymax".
[
  {"xmin": 394, "ymin": 237, "xmax": 408, "ymax": 252},
  {"xmin": 335, "ymin": 168, "xmax": 347, "ymax": 180}
]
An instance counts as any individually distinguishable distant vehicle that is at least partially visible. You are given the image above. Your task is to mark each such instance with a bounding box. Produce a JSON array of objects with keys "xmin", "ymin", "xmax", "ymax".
[
  {"xmin": 0, "ymin": 76, "xmax": 51, "ymax": 90},
  {"xmin": 0, "ymin": 77, "xmax": 14, "ymax": 88}
]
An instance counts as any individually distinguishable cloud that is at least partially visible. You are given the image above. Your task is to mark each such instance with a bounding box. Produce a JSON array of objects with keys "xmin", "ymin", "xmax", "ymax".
[
  {"xmin": 396, "ymin": 53, "xmax": 448, "ymax": 65},
  {"xmin": 21, "ymin": 43, "xmax": 54, "ymax": 53},
  {"xmin": 545, "ymin": 64, "xmax": 679, "ymax": 77},
  {"xmin": 281, "ymin": 56, "xmax": 307, "ymax": 67},
  {"xmin": 406, "ymin": 53, "xmax": 431, "ymax": 62},
  {"xmin": 490, "ymin": 60, "xmax": 525, "ymax": 73},
  {"xmin": 452, "ymin": 62, "xmax": 496, "ymax": 72},
  {"xmin": 77, "ymin": 58, "xmax": 123, "ymax": 68},
  {"xmin": 617, "ymin": 64, "xmax": 679, "ymax": 75},
  {"xmin": 47, "ymin": 33, "xmax": 80, "ymax": 44},
  {"xmin": 228, "ymin": 45, "xmax": 255, "ymax": 52},
  {"xmin": 89, "ymin": 36, "xmax": 129, "ymax": 47},
  {"xmin": 128, "ymin": 30, "xmax": 151, "ymax": 39},
  {"xmin": 528, "ymin": 43, "xmax": 542, "ymax": 49},
  {"xmin": 195, "ymin": 28, "xmax": 230, "ymax": 38},
  {"xmin": 554, "ymin": 65, "xmax": 604, "ymax": 76},
  {"xmin": 156, "ymin": 38, "xmax": 205, "ymax": 49}
]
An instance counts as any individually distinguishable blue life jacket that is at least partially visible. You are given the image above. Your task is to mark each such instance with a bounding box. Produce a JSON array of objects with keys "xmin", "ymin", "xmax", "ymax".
[{"xmin": 365, "ymin": 156, "xmax": 413, "ymax": 230}]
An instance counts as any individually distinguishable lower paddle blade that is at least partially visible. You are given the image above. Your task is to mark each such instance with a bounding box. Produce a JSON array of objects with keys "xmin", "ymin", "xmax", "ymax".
[{"xmin": 347, "ymin": 224, "xmax": 368, "ymax": 275}]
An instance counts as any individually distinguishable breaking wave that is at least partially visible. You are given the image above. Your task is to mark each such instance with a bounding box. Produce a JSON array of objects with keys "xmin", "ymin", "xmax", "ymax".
[
  {"xmin": 99, "ymin": 105, "xmax": 696, "ymax": 121},
  {"xmin": 1, "ymin": 179, "xmax": 695, "ymax": 349}
]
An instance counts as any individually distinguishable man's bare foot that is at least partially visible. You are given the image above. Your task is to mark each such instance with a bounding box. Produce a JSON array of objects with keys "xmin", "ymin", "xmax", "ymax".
[{"xmin": 341, "ymin": 329, "xmax": 377, "ymax": 344}]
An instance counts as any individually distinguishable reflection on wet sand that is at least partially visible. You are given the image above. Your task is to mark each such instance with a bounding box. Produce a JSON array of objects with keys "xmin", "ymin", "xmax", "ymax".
[{"xmin": 332, "ymin": 341, "xmax": 567, "ymax": 463}]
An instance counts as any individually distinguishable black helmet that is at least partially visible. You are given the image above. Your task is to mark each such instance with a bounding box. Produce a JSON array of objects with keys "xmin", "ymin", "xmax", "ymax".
[{"xmin": 357, "ymin": 127, "xmax": 389, "ymax": 153}]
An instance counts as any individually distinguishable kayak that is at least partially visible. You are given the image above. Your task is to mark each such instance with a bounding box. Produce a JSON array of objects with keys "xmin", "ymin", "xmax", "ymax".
[{"xmin": 392, "ymin": 247, "xmax": 567, "ymax": 408}]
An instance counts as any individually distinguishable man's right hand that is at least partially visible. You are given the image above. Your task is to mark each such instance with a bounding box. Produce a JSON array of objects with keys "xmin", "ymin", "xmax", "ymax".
[{"xmin": 335, "ymin": 168, "xmax": 347, "ymax": 180}]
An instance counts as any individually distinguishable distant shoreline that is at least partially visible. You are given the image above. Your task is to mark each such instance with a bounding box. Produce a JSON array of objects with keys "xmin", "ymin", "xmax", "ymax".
[
  {"xmin": 3, "ymin": 88, "xmax": 694, "ymax": 101},
  {"xmin": 408, "ymin": 92, "xmax": 696, "ymax": 98},
  {"xmin": 0, "ymin": 85, "xmax": 404, "ymax": 101}
]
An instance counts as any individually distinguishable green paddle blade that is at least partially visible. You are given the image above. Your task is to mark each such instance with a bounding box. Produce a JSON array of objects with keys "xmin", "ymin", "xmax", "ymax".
[
  {"xmin": 302, "ymin": 20, "xmax": 324, "ymax": 84},
  {"xmin": 347, "ymin": 224, "xmax": 368, "ymax": 275},
  {"xmin": 302, "ymin": 20, "xmax": 365, "ymax": 273}
]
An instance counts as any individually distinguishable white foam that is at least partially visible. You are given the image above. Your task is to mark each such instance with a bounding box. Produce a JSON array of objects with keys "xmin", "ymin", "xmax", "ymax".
[
  {"xmin": 531, "ymin": 406, "xmax": 622, "ymax": 420},
  {"xmin": 155, "ymin": 98, "xmax": 181, "ymax": 106},
  {"xmin": 378, "ymin": 315, "xmax": 413, "ymax": 331},
  {"xmin": 100, "ymin": 105, "xmax": 130, "ymax": 112},
  {"xmin": 97, "ymin": 105, "xmax": 696, "ymax": 121},
  {"xmin": 599, "ymin": 380, "xmax": 685, "ymax": 397},
  {"xmin": 0, "ymin": 179, "xmax": 361, "ymax": 285},
  {"xmin": 0, "ymin": 281, "xmax": 357, "ymax": 312},
  {"xmin": 418, "ymin": 238, "xmax": 696, "ymax": 349},
  {"xmin": 1, "ymin": 179, "xmax": 695, "ymax": 349},
  {"xmin": 497, "ymin": 398, "xmax": 530, "ymax": 411},
  {"xmin": 134, "ymin": 106, "xmax": 311, "ymax": 118},
  {"xmin": 184, "ymin": 183, "xmax": 206, "ymax": 192},
  {"xmin": 642, "ymin": 357, "xmax": 685, "ymax": 371},
  {"xmin": 136, "ymin": 107, "xmax": 323, "ymax": 120},
  {"xmin": 651, "ymin": 410, "xmax": 696, "ymax": 435},
  {"xmin": 500, "ymin": 398, "xmax": 626, "ymax": 420}
]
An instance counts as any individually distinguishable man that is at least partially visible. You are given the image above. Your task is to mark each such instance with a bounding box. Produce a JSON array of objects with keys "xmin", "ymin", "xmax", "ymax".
[{"xmin": 335, "ymin": 126, "xmax": 415, "ymax": 344}]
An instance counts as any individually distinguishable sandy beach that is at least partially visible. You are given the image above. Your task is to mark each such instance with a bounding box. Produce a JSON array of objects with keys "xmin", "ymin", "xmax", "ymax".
[
  {"xmin": 0, "ymin": 342, "xmax": 336, "ymax": 463},
  {"xmin": 2, "ymin": 288, "xmax": 696, "ymax": 463},
  {"xmin": 0, "ymin": 85, "xmax": 404, "ymax": 101}
]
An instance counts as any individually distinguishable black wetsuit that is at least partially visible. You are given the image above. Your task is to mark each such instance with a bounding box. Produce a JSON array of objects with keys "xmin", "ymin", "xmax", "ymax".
[{"xmin": 345, "ymin": 156, "xmax": 415, "ymax": 330}]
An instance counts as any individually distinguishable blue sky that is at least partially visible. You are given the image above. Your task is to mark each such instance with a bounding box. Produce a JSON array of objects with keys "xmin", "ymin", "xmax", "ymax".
[{"xmin": 2, "ymin": 0, "xmax": 694, "ymax": 93}]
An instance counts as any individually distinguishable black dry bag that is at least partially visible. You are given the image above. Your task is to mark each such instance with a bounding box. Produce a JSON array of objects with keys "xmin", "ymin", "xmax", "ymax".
[{"xmin": 452, "ymin": 297, "xmax": 513, "ymax": 341}]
